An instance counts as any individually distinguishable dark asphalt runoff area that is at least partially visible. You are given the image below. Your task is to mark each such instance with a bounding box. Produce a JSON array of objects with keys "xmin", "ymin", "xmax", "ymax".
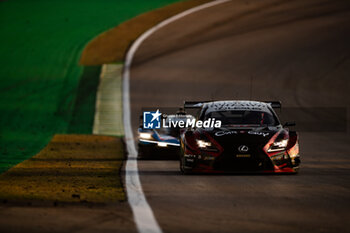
[{"xmin": 130, "ymin": 0, "xmax": 350, "ymax": 232}]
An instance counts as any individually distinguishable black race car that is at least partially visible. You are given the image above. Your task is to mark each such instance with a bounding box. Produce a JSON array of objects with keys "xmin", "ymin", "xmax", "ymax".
[{"xmin": 180, "ymin": 100, "xmax": 300, "ymax": 174}]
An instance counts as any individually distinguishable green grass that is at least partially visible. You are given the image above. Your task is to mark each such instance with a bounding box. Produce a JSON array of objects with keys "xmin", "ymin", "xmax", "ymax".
[
  {"xmin": 68, "ymin": 66, "xmax": 101, "ymax": 134},
  {"xmin": 0, "ymin": 0, "xmax": 181, "ymax": 173}
]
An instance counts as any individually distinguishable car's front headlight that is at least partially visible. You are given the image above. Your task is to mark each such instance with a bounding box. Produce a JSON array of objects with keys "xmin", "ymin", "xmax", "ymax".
[
  {"xmin": 196, "ymin": 139, "xmax": 212, "ymax": 148},
  {"xmin": 195, "ymin": 139, "xmax": 219, "ymax": 152},
  {"xmin": 267, "ymin": 138, "xmax": 288, "ymax": 152},
  {"xmin": 139, "ymin": 132, "xmax": 152, "ymax": 140}
]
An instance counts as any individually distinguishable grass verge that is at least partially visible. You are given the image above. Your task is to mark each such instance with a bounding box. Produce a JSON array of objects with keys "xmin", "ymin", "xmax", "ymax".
[
  {"xmin": 68, "ymin": 66, "xmax": 101, "ymax": 134},
  {"xmin": 0, "ymin": 134, "xmax": 125, "ymax": 204},
  {"xmin": 80, "ymin": 0, "xmax": 212, "ymax": 65},
  {"xmin": 0, "ymin": 0, "xmax": 183, "ymax": 173}
]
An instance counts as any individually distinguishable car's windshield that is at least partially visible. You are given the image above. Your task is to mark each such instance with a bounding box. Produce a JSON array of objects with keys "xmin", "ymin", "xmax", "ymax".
[{"xmin": 203, "ymin": 110, "xmax": 277, "ymax": 126}]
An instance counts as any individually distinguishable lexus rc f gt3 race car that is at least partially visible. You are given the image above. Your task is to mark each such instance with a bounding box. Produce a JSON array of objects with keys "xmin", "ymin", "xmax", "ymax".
[
  {"xmin": 180, "ymin": 100, "xmax": 300, "ymax": 174},
  {"xmin": 138, "ymin": 111, "xmax": 194, "ymax": 159}
]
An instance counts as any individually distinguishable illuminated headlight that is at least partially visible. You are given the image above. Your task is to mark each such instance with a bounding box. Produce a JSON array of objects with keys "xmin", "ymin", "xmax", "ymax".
[
  {"xmin": 196, "ymin": 139, "xmax": 212, "ymax": 148},
  {"xmin": 157, "ymin": 142, "xmax": 167, "ymax": 147},
  {"xmin": 139, "ymin": 132, "xmax": 152, "ymax": 139},
  {"xmin": 267, "ymin": 139, "xmax": 288, "ymax": 152}
]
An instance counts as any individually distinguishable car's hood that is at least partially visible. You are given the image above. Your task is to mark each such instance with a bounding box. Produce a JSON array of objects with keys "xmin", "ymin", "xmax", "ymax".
[
  {"xmin": 198, "ymin": 126, "xmax": 281, "ymax": 150},
  {"xmin": 156, "ymin": 133, "xmax": 179, "ymax": 143}
]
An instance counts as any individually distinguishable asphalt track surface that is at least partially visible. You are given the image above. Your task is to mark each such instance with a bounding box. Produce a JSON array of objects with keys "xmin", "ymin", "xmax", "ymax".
[{"xmin": 129, "ymin": 0, "xmax": 350, "ymax": 232}]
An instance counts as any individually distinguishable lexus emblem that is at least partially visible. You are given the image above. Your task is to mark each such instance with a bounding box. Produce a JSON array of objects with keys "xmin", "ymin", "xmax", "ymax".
[{"xmin": 238, "ymin": 145, "xmax": 249, "ymax": 153}]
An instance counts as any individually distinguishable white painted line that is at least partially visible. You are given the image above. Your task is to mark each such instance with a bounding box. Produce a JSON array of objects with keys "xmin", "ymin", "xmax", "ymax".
[{"xmin": 123, "ymin": 1, "xmax": 231, "ymax": 233}]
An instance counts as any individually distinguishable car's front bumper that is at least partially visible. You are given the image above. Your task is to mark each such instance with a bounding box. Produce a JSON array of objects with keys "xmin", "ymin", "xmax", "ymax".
[{"xmin": 182, "ymin": 151, "xmax": 300, "ymax": 173}]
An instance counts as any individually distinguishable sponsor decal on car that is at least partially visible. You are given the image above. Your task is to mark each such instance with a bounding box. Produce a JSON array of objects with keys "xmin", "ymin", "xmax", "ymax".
[
  {"xmin": 247, "ymin": 131, "xmax": 270, "ymax": 137},
  {"xmin": 214, "ymin": 130, "xmax": 269, "ymax": 137},
  {"xmin": 215, "ymin": 130, "xmax": 238, "ymax": 136}
]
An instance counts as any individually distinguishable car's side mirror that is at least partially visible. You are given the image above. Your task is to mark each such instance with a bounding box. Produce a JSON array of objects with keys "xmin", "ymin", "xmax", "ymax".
[{"xmin": 283, "ymin": 121, "xmax": 296, "ymax": 127}]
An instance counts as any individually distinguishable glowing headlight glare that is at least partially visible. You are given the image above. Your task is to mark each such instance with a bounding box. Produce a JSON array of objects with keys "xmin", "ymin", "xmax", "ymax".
[
  {"xmin": 273, "ymin": 139, "xmax": 288, "ymax": 148},
  {"xmin": 139, "ymin": 132, "xmax": 152, "ymax": 139},
  {"xmin": 267, "ymin": 139, "xmax": 288, "ymax": 152},
  {"xmin": 196, "ymin": 139, "xmax": 211, "ymax": 148},
  {"xmin": 157, "ymin": 142, "xmax": 167, "ymax": 147}
]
